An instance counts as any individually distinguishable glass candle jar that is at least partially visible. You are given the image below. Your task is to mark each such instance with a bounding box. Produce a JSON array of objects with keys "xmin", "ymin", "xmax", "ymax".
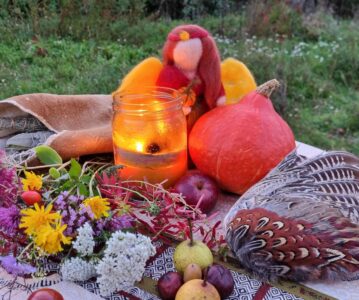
[{"xmin": 112, "ymin": 88, "xmax": 187, "ymax": 187}]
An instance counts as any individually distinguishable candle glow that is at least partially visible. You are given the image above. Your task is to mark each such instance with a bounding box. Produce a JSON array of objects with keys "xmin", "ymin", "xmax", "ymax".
[
  {"xmin": 112, "ymin": 90, "xmax": 187, "ymax": 187},
  {"xmin": 135, "ymin": 142, "xmax": 144, "ymax": 152}
]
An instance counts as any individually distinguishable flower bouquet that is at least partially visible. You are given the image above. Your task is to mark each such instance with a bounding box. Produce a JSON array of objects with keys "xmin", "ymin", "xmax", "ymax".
[{"xmin": 0, "ymin": 146, "xmax": 225, "ymax": 298}]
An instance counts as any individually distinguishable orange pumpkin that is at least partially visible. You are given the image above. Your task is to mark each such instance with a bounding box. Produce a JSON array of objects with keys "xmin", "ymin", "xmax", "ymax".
[{"xmin": 189, "ymin": 79, "xmax": 296, "ymax": 194}]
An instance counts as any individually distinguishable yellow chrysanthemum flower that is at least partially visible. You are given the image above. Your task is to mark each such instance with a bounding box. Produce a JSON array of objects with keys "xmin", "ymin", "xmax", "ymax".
[
  {"xmin": 34, "ymin": 222, "xmax": 72, "ymax": 254},
  {"xmin": 83, "ymin": 196, "xmax": 110, "ymax": 219},
  {"xmin": 21, "ymin": 171, "xmax": 43, "ymax": 191},
  {"xmin": 19, "ymin": 203, "xmax": 61, "ymax": 236}
]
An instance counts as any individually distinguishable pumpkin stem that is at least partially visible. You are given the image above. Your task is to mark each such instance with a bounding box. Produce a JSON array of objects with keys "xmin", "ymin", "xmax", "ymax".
[{"xmin": 256, "ymin": 79, "xmax": 280, "ymax": 98}]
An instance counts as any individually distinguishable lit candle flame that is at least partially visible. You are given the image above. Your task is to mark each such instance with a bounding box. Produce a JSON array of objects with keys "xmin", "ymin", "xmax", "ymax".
[{"xmin": 135, "ymin": 142, "xmax": 144, "ymax": 152}]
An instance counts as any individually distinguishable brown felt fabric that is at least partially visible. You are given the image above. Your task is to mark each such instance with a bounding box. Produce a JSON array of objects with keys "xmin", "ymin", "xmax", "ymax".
[{"xmin": 0, "ymin": 94, "xmax": 113, "ymax": 162}]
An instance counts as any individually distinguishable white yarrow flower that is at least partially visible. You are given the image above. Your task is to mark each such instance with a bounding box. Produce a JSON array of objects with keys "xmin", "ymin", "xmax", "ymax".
[
  {"xmin": 96, "ymin": 231, "xmax": 156, "ymax": 296},
  {"xmin": 73, "ymin": 222, "xmax": 95, "ymax": 256},
  {"xmin": 60, "ymin": 257, "xmax": 97, "ymax": 281}
]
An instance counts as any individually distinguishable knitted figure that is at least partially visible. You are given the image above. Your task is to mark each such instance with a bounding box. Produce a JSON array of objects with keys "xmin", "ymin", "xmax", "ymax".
[
  {"xmin": 156, "ymin": 25, "xmax": 225, "ymax": 130},
  {"xmin": 113, "ymin": 24, "xmax": 257, "ymax": 130}
]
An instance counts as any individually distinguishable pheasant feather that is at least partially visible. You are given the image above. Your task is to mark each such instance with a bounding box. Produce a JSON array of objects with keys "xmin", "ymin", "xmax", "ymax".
[{"xmin": 225, "ymin": 150, "xmax": 359, "ymax": 282}]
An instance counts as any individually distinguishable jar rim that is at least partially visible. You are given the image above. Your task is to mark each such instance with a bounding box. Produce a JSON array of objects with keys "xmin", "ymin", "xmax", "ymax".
[{"xmin": 112, "ymin": 86, "xmax": 184, "ymax": 113}]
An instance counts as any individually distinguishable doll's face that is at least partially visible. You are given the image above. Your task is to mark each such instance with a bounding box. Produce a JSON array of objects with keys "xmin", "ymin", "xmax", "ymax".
[{"xmin": 173, "ymin": 38, "xmax": 203, "ymax": 71}]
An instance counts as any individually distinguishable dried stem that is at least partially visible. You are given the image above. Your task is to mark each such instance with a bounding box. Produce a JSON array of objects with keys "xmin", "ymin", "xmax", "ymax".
[
  {"xmin": 188, "ymin": 218, "xmax": 194, "ymax": 246},
  {"xmin": 202, "ymin": 267, "xmax": 208, "ymax": 287},
  {"xmin": 256, "ymin": 79, "xmax": 280, "ymax": 98}
]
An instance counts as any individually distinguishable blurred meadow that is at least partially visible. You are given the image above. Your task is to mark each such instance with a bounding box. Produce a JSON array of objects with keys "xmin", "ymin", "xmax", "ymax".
[{"xmin": 0, "ymin": 0, "xmax": 358, "ymax": 153}]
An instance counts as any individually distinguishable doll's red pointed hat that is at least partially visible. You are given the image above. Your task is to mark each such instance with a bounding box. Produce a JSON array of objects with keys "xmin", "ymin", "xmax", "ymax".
[{"xmin": 168, "ymin": 24, "xmax": 209, "ymax": 42}]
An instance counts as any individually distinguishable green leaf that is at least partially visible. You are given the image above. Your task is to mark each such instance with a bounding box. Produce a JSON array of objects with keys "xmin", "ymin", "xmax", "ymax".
[
  {"xmin": 78, "ymin": 182, "xmax": 89, "ymax": 196},
  {"xmin": 61, "ymin": 180, "xmax": 75, "ymax": 191},
  {"xmin": 34, "ymin": 145, "xmax": 63, "ymax": 165},
  {"xmin": 69, "ymin": 158, "xmax": 82, "ymax": 179},
  {"xmin": 80, "ymin": 175, "xmax": 92, "ymax": 184},
  {"xmin": 49, "ymin": 167, "xmax": 61, "ymax": 179}
]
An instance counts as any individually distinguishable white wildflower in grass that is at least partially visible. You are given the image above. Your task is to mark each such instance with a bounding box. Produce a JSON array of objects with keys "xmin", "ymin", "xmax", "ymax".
[
  {"xmin": 96, "ymin": 231, "xmax": 156, "ymax": 296},
  {"xmin": 60, "ymin": 257, "xmax": 97, "ymax": 281},
  {"xmin": 73, "ymin": 222, "xmax": 95, "ymax": 256}
]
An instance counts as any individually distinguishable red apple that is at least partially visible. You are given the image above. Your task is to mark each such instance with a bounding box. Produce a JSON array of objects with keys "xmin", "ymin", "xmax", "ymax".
[
  {"xmin": 157, "ymin": 271, "xmax": 183, "ymax": 300},
  {"xmin": 27, "ymin": 288, "xmax": 64, "ymax": 300},
  {"xmin": 174, "ymin": 170, "xmax": 219, "ymax": 213},
  {"xmin": 21, "ymin": 191, "xmax": 42, "ymax": 206}
]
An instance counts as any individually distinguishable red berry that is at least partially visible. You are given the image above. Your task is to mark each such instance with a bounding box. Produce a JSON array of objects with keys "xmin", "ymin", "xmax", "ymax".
[
  {"xmin": 27, "ymin": 288, "xmax": 64, "ymax": 300},
  {"xmin": 21, "ymin": 191, "xmax": 42, "ymax": 206}
]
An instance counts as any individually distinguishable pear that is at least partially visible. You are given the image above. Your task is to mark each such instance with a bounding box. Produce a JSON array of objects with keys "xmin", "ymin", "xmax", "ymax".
[
  {"xmin": 183, "ymin": 263, "xmax": 202, "ymax": 282},
  {"xmin": 174, "ymin": 219, "xmax": 213, "ymax": 273},
  {"xmin": 174, "ymin": 239, "xmax": 213, "ymax": 273},
  {"xmin": 175, "ymin": 279, "xmax": 220, "ymax": 300}
]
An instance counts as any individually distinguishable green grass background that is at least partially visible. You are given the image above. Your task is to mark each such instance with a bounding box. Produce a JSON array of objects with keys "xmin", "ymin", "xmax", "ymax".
[{"xmin": 0, "ymin": 3, "xmax": 358, "ymax": 154}]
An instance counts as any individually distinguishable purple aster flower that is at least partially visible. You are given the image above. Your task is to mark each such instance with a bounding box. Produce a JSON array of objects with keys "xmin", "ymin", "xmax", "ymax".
[
  {"xmin": 53, "ymin": 192, "xmax": 97, "ymax": 235},
  {"xmin": 94, "ymin": 219, "xmax": 106, "ymax": 235},
  {"xmin": 106, "ymin": 214, "xmax": 133, "ymax": 231},
  {"xmin": 54, "ymin": 192, "xmax": 67, "ymax": 210},
  {"xmin": 68, "ymin": 194, "xmax": 81, "ymax": 204},
  {"xmin": 0, "ymin": 205, "xmax": 21, "ymax": 237},
  {"xmin": 79, "ymin": 203, "xmax": 95, "ymax": 219},
  {"xmin": 92, "ymin": 213, "xmax": 133, "ymax": 235},
  {"xmin": 0, "ymin": 255, "xmax": 36, "ymax": 276},
  {"xmin": 78, "ymin": 215, "xmax": 86, "ymax": 224},
  {"xmin": 0, "ymin": 150, "xmax": 18, "ymax": 207},
  {"xmin": 53, "ymin": 192, "xmax": 133, "ymax": 236}
]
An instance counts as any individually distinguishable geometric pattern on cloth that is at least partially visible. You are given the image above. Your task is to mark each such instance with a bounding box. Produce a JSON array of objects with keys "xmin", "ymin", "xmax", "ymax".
[
  {"xmin": 142, "ymin": 244, "xmax": 303, "ymax": 300},
  {"xmin": 264, "ymin": 287, "xmax": 303, "ymax": 300},
  {"xmin": 0, "ymin": 242, "xmax": 304, "ymax": 300},
  {"xmin": 229, "ymin": 271, "xmax": 262, "ymax": 299},
  {"xmin": 144, "ymin": 246, "xmax": 176, "ymax": 280},
  {"xmin": 78, "ymin": 281, "xmax": 159, "ymax": 300}
]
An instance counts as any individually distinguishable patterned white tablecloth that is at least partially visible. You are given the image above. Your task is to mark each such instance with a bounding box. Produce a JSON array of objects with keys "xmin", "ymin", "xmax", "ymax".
[{"xmin": 2, "ymin": 142, "xmax": 358, "ymax": 300}]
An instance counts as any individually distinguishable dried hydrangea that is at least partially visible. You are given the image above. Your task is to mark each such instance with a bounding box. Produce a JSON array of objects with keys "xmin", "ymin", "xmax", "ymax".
[
  {"xmin": 96, "ymin": 231, "xmax": 156, "ymax": 296},
  {"xmin": 73, "ymin": 223, "xmax": 95, "ymax": 256},
  {"xmin": 60, "ymin": 257, "xmax": 97, "ymax": 281}
]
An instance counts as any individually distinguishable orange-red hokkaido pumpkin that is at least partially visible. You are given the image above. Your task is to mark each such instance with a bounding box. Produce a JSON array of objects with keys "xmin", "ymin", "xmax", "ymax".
[{"xmin": 189, "ymin": 79, "xmax": 296, "ymax": 194}]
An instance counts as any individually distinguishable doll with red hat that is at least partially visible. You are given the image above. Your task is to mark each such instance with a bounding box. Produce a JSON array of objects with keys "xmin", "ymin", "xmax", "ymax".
[{"xmin": 156, "ymin": 24, "xmax": 225, "ymax": 129}]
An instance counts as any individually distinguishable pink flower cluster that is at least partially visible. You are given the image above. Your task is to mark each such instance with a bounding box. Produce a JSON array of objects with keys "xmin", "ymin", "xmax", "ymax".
[{"xmin": 0, "ymin": 149, "xmax": 18, "ymax": 208}]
